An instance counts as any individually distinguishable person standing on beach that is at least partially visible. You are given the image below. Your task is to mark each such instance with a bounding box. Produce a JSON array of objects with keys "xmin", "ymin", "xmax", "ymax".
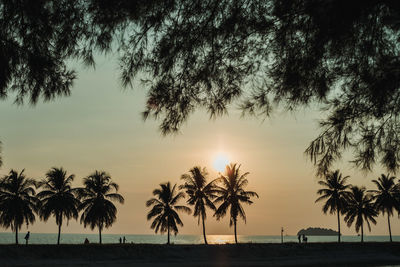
[
  {"xmin": 123, "ymin": 236, "xmax": 126, "ymax": 244},
  {"xmin": 298, "ymin": 234, "xmax": 301, "ymax": 243},
  {"xmin": 24, "ymin": 231, "xmax": 30, "ymax": 245},
  {"xmin": 119, "ymin": 237, "xmax": 122, "ymax": 244}
]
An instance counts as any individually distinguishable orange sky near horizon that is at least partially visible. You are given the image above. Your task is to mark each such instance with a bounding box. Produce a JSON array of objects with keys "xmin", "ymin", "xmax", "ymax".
[{"xmin": 0, "ymin": 55, "xmax": 399, "ymax": 237}]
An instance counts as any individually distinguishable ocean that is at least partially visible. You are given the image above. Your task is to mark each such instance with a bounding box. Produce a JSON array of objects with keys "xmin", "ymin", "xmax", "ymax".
[{"xmin": 0, "ymin": 233, "xmax": 398, "ymax": 245}]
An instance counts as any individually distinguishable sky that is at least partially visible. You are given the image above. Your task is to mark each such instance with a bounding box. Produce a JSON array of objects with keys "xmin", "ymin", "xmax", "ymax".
[{"xmin": 0, "ymin": 54, "xmax": 399, "ymax": 237}]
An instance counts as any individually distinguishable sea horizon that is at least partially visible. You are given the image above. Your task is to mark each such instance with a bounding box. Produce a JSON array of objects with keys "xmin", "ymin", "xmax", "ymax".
[{"xmin": 0, "ymin": 232, "xmax": 399, "ymax": 245}]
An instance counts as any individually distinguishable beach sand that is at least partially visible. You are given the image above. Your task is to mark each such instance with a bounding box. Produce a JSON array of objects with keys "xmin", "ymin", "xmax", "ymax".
[{"xmin": 1, "ymin": 242, "xmax": 400, "ymax": 266}]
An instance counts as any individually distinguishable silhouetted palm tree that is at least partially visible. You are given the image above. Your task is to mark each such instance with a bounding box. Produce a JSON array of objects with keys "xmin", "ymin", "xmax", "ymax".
[
  {"xmin": 315, "ymin": 170, "xmax": 351, "ymax": 243},
  {"xmin": 37, "ymin": 167, "xmax": 80, "ymax": 245},
  {"xmin": 368, "ymin": 174, "xmax": 400, "ymax": 242},
  {"xmin": 213, "ymin": 163, "xmax": 259, "ymax": 244},
  {"xmin": 0, "ymin": 169, "xmax": 38, "ymax": 244},
  {"xmin": 344, "ymin": 186, "xmax": 378, "ymax": 242},
  {"xmin": 180, "ymin": 166, "xmax": 217, "ymax": 244},
  {"xmin": 146, "ymin": 182, "xmax": 191, "ymax": 244},
  {"xmin": 77, "ymin": 171, "xmax": 124, "ymax": 244}
]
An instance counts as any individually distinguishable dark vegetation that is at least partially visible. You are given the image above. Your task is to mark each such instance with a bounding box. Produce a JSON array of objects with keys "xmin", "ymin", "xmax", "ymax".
[
  {"xmin": 147, "ymin": 163, "xmax": 259, "ymax": 244},
  {"xmin": 1, "ymin": 1, "xmax": 400, "ymax": 175},
  {"xmin": 316, "ymin": 170, "xmax": 400, "ymax": 243},
  {"xmin": 0, "ymin": 168, "xmax": 124, "ymax": 245},
  {"xmin": 180, "ymin": 166, "xmax": 217, "ymax": 245},
  {"xmin": 146, "ymin": 182, "xmax": 191, "ymax": 245}
]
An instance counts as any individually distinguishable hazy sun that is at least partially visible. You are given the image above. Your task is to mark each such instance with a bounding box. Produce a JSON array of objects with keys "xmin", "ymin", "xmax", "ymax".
[{"xmin": 213, "ymin": 153, "xmax": 230, "ymax": 172}]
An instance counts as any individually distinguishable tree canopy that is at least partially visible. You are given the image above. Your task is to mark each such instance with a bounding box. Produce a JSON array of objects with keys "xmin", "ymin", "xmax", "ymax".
[
  {"xmin": 37, "ymin": 167, "xmax": 80, "ymax": 245},
  {"xmin": 78, "ymin": 170, "xmax": 124, "ymax": 244},
  {"xmin": 1, "ymin": 0, "xmax": 400, "ymax": 174}
]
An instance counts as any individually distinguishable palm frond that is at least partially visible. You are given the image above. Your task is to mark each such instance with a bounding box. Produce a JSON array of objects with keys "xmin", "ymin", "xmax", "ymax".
[
  {"xmin": 105, "ymin": 193, "xmax": 124, "ymax": 204},
  {"xmin": 146, "ymin": 182, "xmax": 190, "ymax": 237},
  {"xmin": 78, "ymin": 170, "xmax": 123, "ymax": 232},
  {"xmin": 175, "ymin": 205, "xmax": 191, "ymax": 214}
]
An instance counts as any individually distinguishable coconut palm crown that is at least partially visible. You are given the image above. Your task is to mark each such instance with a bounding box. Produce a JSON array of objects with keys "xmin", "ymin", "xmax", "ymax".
[
  {"xmin": 180, "ymin": 166, "xmax": 217, "ymax": 244},
  {"xmin": 344, "ymin": 186, "xmax": 378, "ymax": 242},
  {"xmin": 315, "ymin": 169, "xmax": 351, "ymax": 243},
  {"xmin": 37, "ymin": 167, "xmax": 80, "ymax": 245},
  {"xmin": 146, "ymin": 182, "xmax": 191, "ymax": 244},
  {"xmin": 77, "ymin": 171, "xmax": 124, "ymax": 244},
  {"xmin": 213, "ymin": 163, "xmax": 259, "ymax": 244},
  {"xmin": 0, "ymin": 169, "xmax": 38, "ymax": 244},
  {"xmin": 368, "ymin": 174, "xmax": 400, "ymax": 242}
]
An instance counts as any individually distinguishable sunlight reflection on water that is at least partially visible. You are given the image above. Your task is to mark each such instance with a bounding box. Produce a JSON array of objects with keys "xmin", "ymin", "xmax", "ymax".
[{"xmin": 207, "ymin": 235, "xmax": 235, "ymax": 244}]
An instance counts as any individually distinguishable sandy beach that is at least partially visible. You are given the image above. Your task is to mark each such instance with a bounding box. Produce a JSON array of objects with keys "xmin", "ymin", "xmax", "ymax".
[{"xmin": 1, "ymin": 242, "xmax": 400, "ymax": 266}]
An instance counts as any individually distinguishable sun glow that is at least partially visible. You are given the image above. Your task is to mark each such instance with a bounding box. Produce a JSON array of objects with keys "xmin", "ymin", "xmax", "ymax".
[
  {"xmin": 207, "ymin": 235, "xmax": 235, "ymax": 244},
  {"xmin": 213, "ymin": 153, "xmax": 230, "ymax": 173}
]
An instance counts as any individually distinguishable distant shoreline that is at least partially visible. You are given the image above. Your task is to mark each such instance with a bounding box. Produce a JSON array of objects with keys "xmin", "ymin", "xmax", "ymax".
[
  {"xmin": 297, "ymin": 227, "xmax": 339, "ymax": 236},
  {"xmin": 1, "ymin": 243, "xmax": 400, "ymax": 266}
]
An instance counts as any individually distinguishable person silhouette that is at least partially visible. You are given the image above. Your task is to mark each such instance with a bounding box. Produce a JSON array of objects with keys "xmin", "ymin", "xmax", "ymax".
[
  {"xmin": 119, "ymin": 237, "xmax": 122, "ymax": 244},
  {"xmin": 297, "ymin": 234, "xmax": 301, "ymax": 243},
  {"xmin": 302, "ymin": 234, "xmax": 308, "ymax": 243},
  {"xmin": 123, "ymin": 236, "xmax": 126, "ymax": 244},
  {"xmin": 84, "ymin": 238, "xmax": 89, "ymax": 244},
  {"xmin": 24, "ymin": 231, "xmax": 30, "ymax": 245}
]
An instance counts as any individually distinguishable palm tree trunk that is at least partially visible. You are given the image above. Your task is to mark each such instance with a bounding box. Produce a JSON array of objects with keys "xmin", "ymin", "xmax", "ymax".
[
  {"xmin": 99, "ymin": 227, "xmax": 102, "ymax": 244},
  {"xmin": 388, "ymin": 214, "xmax": 392, "ymax": 242},
  {"xmin": 15, "ymin": 223, "xmax": 18, "ymax": 245},
  {"xmin": 234, "ymin": 220, "xmax": 238, "ymax": 244},
  {"xmin": 57, "ymin": 223, "xmax": 62, "ymax": 245},
  {"xmin": 167, "ymin": 217, "xmax": 170, "ymax": 245},
  {"xmin": 337, "ymin": 211, "xmax": 341, "ymax": 243},
  {"xmin": 202, "ymin": 216, "xmax": 208, "ymax": 245},
  {"xmin": 361, "ymin": 222, "xmax": 364, "ymax": 243}
]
